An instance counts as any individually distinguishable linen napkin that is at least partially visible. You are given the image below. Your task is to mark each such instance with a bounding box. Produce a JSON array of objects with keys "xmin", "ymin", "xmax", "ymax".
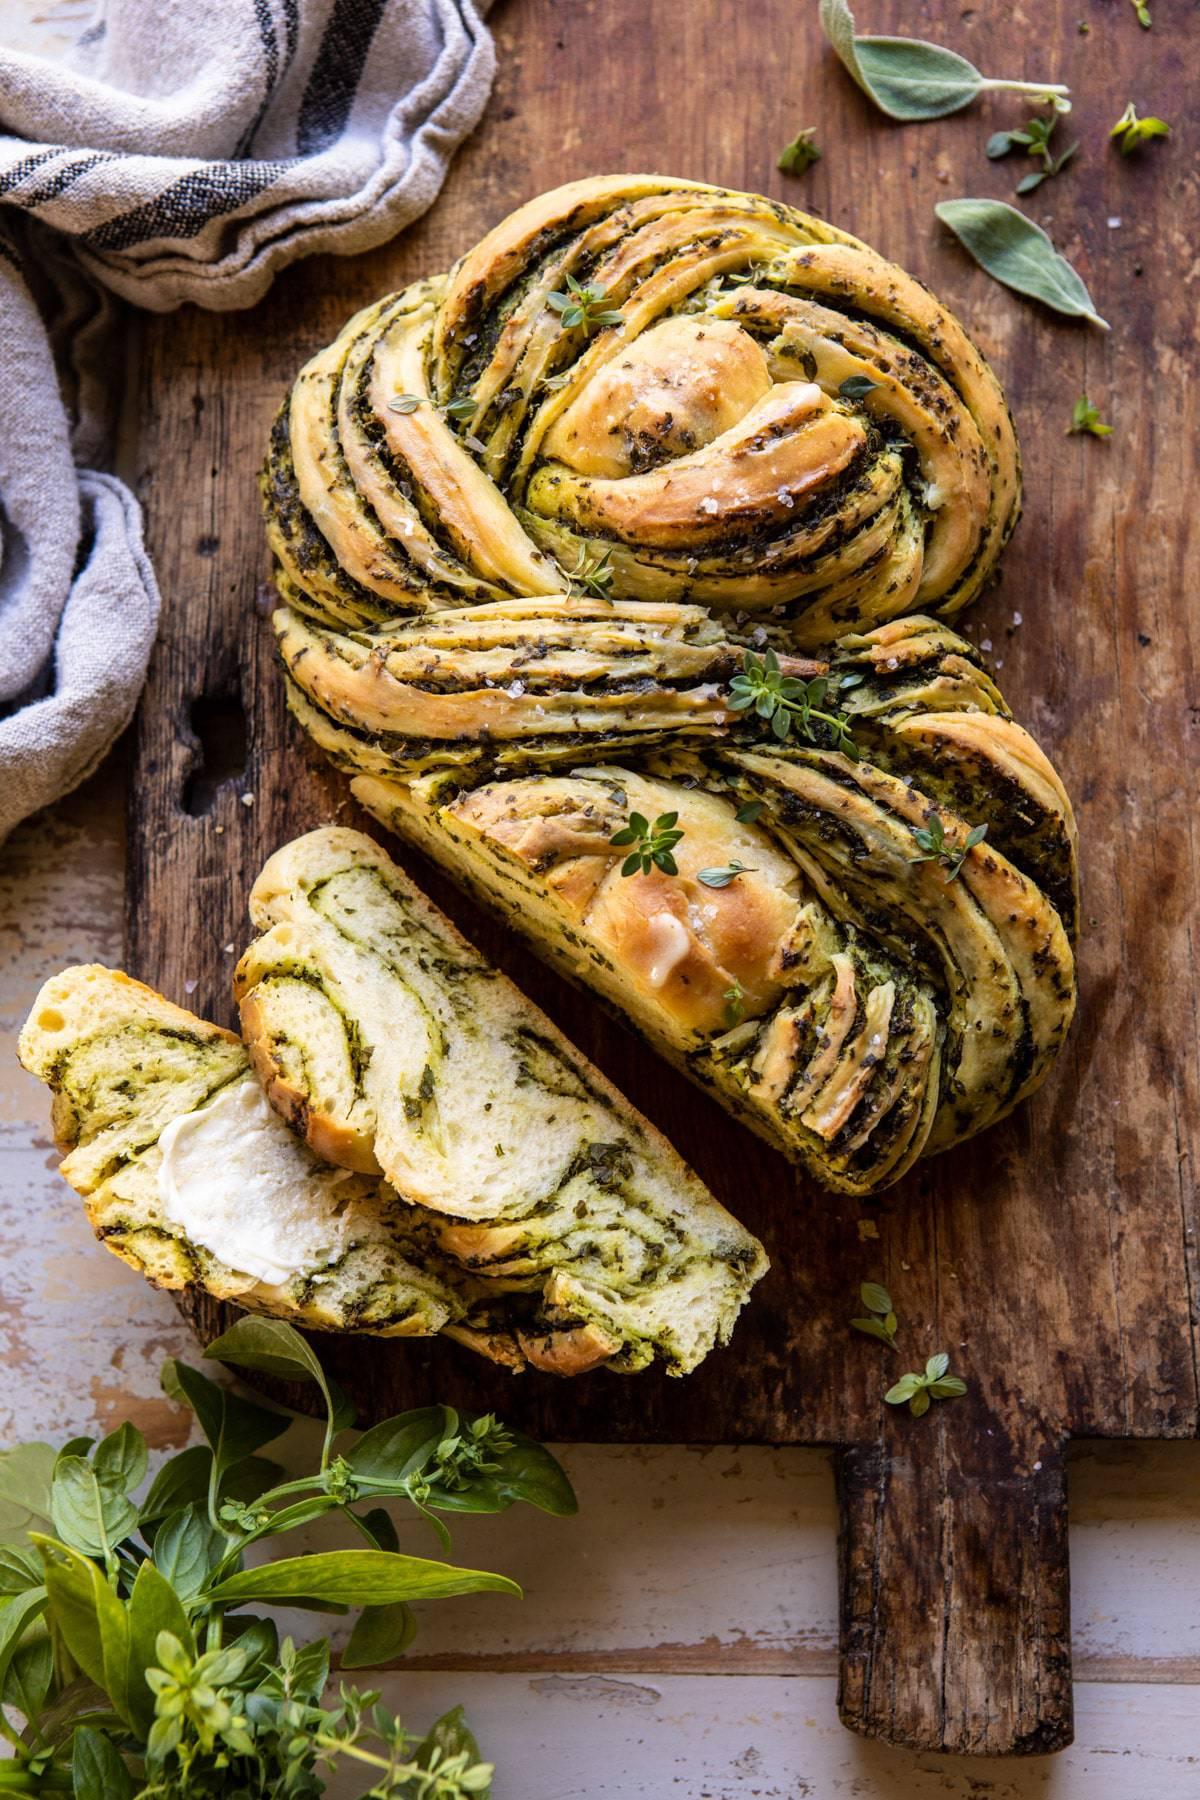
[{"xmin": 0, "ymin": 0, "xmax": 494, "ymax": 840}]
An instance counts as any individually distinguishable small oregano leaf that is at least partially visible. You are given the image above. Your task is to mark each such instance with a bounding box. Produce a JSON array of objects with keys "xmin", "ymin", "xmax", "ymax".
[{"xmin": 935, "ymin": 199, "xmax": 1108, "ymax": 329}]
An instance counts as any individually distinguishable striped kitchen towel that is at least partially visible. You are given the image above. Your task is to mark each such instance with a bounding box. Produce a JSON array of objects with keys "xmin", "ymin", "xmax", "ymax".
[{"xmin": 0, "ymin": 0, "xmax": 494, "ymax": 838}]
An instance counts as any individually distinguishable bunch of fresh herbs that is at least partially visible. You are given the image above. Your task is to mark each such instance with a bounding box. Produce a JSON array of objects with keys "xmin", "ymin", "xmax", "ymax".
[{"xmin": 0, "ymin": 1317, "xmax": 575, "ymax": 1797}]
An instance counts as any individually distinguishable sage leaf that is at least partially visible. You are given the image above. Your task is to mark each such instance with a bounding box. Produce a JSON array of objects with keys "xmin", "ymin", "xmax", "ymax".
[
  {"xmin": 819, "ymin": 0, "xmax": 1068, "ymax": 122},
  {"xmin": 72, "ymin": 1725, "xmax": 135, "ymax": 1800},
  {"xmin": 340, "ymin": 1600, "xmax": 417, "ymax": 1670},
  {"xmin": 203, "ymin": 1548, "xmax": 521, "ymax": 1608},
  {"xmin": 935, "ymin": 199, "xmax": 1109, "ymax": 329}
]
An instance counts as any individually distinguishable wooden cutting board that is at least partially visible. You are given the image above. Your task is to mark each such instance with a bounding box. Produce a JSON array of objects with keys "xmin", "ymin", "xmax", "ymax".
[{"xmin": 124, "ymin": 0, "xmax": 1197, "ymax": 1759}]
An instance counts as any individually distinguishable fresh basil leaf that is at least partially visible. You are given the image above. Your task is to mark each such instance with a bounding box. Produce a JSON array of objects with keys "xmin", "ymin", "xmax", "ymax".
[
  {"xmin": 428, "ymin": 1431, "xmax": 577, "ymax": 1519},
  {"xmin": 0, "ymin": 1542, "xmax": 46, "ymax": 1597},
  {"xmin": 341, "ymin": 1600, "xmax": 417, "ymax": 1670},
  {"xmin": 92, "ymin": 1425, "xmax": 148, "ymax": 1498},
  {"xmin": 34, "ymin": 1537, "xmax": 130, "ymax": 1716},
  {"xmin": 152, "ymin": 1504, "xmax": 226, "ymax": 1602},
  {"xmin": 345, "ymin": 1408, "xmax": 447, "ymax": 1484},
  {"xmin": 226, "ymin": 1613, "xmax": 278, "ymax": 1669},
  {"xmin": 205, "ymin": 1316, "xmax": 354, "ymax": 1436},
  {"xmin": 55, "ymin": 1438, "xmax": 96, "ymax": 1471},
  {"xmin": 820, "ymin": 0, "xmax": 1068, "ymax": 122},
  {"xmin": 204, "ymin": 1548, "xmax": 521, "ymax": 1608},
  {"xmin": 138, "ymin": 1446, "xmax": 213, "ymax": 1533},
  {"xmin": 161, "ymin": 1360, "xmax": 289, "ymax": 1481},
  {"xmin": 935, "ymin": 199, "xmax": 1108, "ymax": 329},
  {"xmin": 411, "ymin": 1705, "xmax": 490, "ymax": 1796},
  {"xmin": 126, "ymin": 1561, "xmax": 194, "ymax": 1732},
  {"xmin": 4, "ymin": 1627, "xmax": 53, "ymax": 1727},
  {"xmin": 0, "ymin": 1443, "xmax": 57, "ymax": 1543},
  {"xmin": 51, "ymin": 1458, "xmax": 138, "ymax": 1559},
  {"xmin": 72, "ymin": 1724, "xmax": 135, "ymax": 1800},
  {"xmin": 0, "ymin": 1588, "xmax": 49, "ymax": 1702}
]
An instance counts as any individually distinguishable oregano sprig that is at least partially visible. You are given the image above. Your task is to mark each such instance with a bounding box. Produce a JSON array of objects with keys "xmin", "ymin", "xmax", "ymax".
[
  {"xmin": 728, "ymin": 649, "xmax": 861, "ymax": 759},
  {"xmin": 567, "ymin": 544, "xmax": 616, "ymax": 601},
  {"xmin": 1110, "ymin": 102, "xmax": 1170, "ymax": 155},
  {"xmin": 908, "ymin": 812, "xmax": 987, "ymax": 882},
  {"xmin": 609, "ymin": 810, "xmax": 686, "ymax": 877},
  {"xmin": 778, "ymin": 129, "xmax": 821, "ymax": 176},
  {"xmin": 851, "ymin": 1282, "xmax": 898, "ymax": 1349},
  {"xmin": 547, "ymin": 274, "xmax": 624, "ymax": 334},
  {"xmin": 987, "ymin": 112, "xmax": 1079, "ymax": 195},
  {"xmin": 697, "ymin": 860, "xmax": 756, "ymax": 889},
  {"xmin": 1068, "ymin": 395, "xmax": 1113, "ymax": 439}
]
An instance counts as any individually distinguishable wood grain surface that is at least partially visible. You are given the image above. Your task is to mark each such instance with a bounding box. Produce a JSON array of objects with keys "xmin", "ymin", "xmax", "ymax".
[{"xmin": 124, "ymin": 0, "xmax": 1197, "ymax": 1759}]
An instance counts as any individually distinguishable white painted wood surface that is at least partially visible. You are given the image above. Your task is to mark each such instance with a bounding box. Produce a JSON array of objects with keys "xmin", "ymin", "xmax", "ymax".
[{"xmin": 3, "ymin": 763, "xmax": 1199, "ymax": 1798}]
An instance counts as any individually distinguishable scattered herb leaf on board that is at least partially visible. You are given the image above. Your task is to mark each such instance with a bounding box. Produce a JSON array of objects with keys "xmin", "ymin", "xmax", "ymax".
[
  {"xmin": 852, "ymin": 1282, "xmax": 899, "ymax": 1348},
  {"xmin": 819, "ymin": 0, "xmax": 1069, "ymax": 122},
  {"xmin": 0, "ymin": 1319, "xmax": 575, "ymax": 1794},
  {"xmin": 1110, "ymin": 102, "xmax": 1170, "ymax": 155},
  {"xmin": 610, "ymin": 810, "xmax": 686, "ymax": 877},
  {"xmin": 987, "ymin": 113, "xmax": 1079, "ymax": 194},
  {"xmin": 1068, "ymin": 395, "xmax": 1113, "ymax": 438},
  {"xmin": 778, "ymin": 128, "xmax": 821, "ymax": 176},
  {"xmin": 1129, "ymin": 0, "xmax": 1152, "ymax": 27},
  {"xmin": 885, "ymin": 1354, "xmax": 969, "ymax": 1417},
  {"xmin": 935, "ymin": 199, "xmax": 1109, "ymax": 329}
]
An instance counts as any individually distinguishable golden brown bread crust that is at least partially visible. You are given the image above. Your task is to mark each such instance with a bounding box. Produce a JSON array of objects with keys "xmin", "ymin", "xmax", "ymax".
[{"xmin": 259, "ymin": 177, "xmax": 1076, "ymax": 1196}]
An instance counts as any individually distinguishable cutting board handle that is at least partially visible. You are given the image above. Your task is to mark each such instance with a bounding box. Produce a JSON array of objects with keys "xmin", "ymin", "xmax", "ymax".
[{"xmin": 835, "ymin": 1433, "xmax": 1072, "ymax": 1754}]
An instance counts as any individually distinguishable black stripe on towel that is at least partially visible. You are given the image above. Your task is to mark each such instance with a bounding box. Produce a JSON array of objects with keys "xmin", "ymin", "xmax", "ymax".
[
  {"xmin": 296, "ymin": 0, "xmax": 389, "ymax": 155},
  {"xmin": 82, "ymin": 159, "xmax": 289, "ymax": 252}
]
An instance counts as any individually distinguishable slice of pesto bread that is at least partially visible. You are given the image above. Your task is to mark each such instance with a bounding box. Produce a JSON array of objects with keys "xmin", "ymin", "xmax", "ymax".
[
  {"xmin": 234, "ymin": 827, "xmax": 768, "ymax": 1372},
  {"xmin": 17, "ymin": 966, "xmax": 476, "ymax": 1340}
]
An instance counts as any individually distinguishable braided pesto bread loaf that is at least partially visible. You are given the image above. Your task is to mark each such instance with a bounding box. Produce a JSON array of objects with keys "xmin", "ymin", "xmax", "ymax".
[
  {"xmin": 21, "ymin": 840, "xmax": 767, "ymax": 1376},
  {"xmin": 261, "ymin": 175, "xmax": 1077, "ymax": 1197}
]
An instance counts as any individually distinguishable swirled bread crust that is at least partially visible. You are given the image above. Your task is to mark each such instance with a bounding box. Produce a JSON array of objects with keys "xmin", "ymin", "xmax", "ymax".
[{"xmin": 262, "ymin": 177, "xmax": 1076, "ymax": 1196}]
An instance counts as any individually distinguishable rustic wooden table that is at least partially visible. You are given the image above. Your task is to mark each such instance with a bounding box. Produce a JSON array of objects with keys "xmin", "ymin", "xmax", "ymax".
[{"xmin": 4, "ymin": 766, "xmax": 1199, "ymax": 1798}]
